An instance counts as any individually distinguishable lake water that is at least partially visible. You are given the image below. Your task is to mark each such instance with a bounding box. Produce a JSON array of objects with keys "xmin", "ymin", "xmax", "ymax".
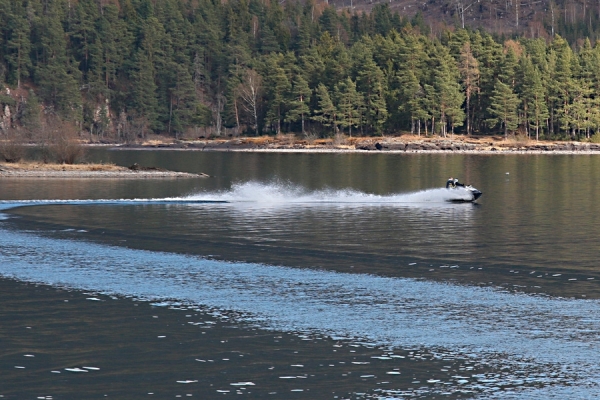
[{"xmin": 1, "ymin": 150, "xmax": 600, "ymax": 399}]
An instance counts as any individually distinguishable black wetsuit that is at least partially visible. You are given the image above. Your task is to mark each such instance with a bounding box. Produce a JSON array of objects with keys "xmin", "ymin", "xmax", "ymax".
[{"xmin": 446, "ymin": 179, "xmax": 465, "ymax": 188}]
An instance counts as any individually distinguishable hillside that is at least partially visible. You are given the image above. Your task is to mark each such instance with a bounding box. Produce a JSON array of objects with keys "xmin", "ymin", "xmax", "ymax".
[
  {"xmin": 1, "ymin": 0, "xmax": 600, "ymax": 154},
  {"xmin": 331, "ymin": 0, "xmax": 596, "ymax": 39}
]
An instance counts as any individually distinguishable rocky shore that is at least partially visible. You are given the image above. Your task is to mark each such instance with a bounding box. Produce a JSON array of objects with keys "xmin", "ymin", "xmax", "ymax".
[
  {"xmin": 118, "ymin": 135, "xmax": 600, "ymax": 154},
  {"xmin": 3, "ymin": 135, "xmax": 598, "ymax": 178},
  {"xmin": 0, "ymin": 162, "xmax": 208, "ymax": 178}
]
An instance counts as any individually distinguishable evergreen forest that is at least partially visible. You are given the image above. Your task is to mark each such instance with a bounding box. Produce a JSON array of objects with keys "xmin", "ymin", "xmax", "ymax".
[{"xmin": 2, "ymin": 0, "xmax": 600, "ymax": 142}]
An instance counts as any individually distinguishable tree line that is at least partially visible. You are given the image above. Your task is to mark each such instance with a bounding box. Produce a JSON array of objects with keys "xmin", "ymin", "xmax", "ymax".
[{"xmin": 1, "ymin": 0, "xmax": 600, "ymax": 142}]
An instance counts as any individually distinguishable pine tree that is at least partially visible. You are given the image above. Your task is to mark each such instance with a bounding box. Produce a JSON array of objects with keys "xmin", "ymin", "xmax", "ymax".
[
  {"xmin": 131, "ymin": 51, "xmax": 159, "ymax": 131},
  {"xmin": 354, "ymin": 43, "xmax": 388, "ymax": 135},
  {"xmin": 575, "ymin": 38, "xmax": 599, "ymax": 138},
  {"xmin": 431, "ymin": 45, "xmax": 464, "ymax": 137},
  {"xmin": 34, "ymin": 3, "xmax": 82, "ymax": 121},
  {"xmin": 518, "ymin": 56, "xmax": 548, "ymax": 140},
  {"xmin": 319, "ymin": 7, "xmax": 340, "ymax": 38},
  {"xmin": 266, "ymin": 1, "xmax": 290, "ymax": 51},
  {"xmin": 312, "ymin": 83, "xmax": 336, "ymax": 134},
  {"xmin": 68, "ymin": 0, "xmax": 98, "ymax": 78},
  {"xmin": 141, "ymin": 16, "xmax": 174, "ymax": 130},
  {"xmin": 393, "ymin": 31, "xmax": 429, "ymax": 134},
  {"xmin": 318, "ymin": 32, "xmax": 350, "ymax": 91},
  {"xmin": 397, "ymin": 68, "xmax": 427, "ymax": 135},
  {"xmin": 372, "ymin": 4, "xmax": 393, "ymax": 36},
  {"xmin": 590, "ymin": 47, "xmax": 600, "ymax": 90},
  {"xmin": 589, "ymin": 97, "xmax": 600, "ymax": 140},
  {"xmin": 334, "ymin": 77, "xmax": 363, "ymax": 137},
  {"xmin": 263, "ymin": 54, "xmax": 290, "ymax": 134},
  {"xmin": 471, "ymin": 33, "xmax": 502, "ymax": 133},
  {"xmin": 447, "ymin": 29, "xmax": 470, "ymax": 58},
  {"xmin": 417, "ymin": 83, "xmax": 436, "ymax": 136},
  {"xmin": 522, "ymin": 38, "xmax": 548, "ymax": 73},
  {"xmin": 98, "ymin": 4, "xmax": 130, "ymax": 93},
  {"xmin": 299, "ymin": 46, "xmax": 325, "ymax": 90},
  {"xmin": 169, "ymin": 63, "xmax": 198, "ymax": 137},
  {"xmin": 5, "ymin": 2, "xmax": 32, "ymax": 88},
  {"xmin": 295, "ymin": 16, "xmax": 313, "ymax": 56},
  {"xmin": 487, "ymin": 79, "xmax": 520, "ymax": 138},
  {"xmin": 459, "ymin": 42, "xmax": 479, "ymax": 135},
  {"xmin": 549, "ymin": 35, "xmax": 574, "ymax": 136},
  {"xmin": 545, "ymin": 49, "xmax": 558, "ymax": 137},
  {"xmin": 499, "ymin": 47, "xmax": 519, "ymax": 88},
  {"xmin": 285, "ymin": 75, "xmax": 311, "ymax": 134},
  {"xmin": 560, "ymin": 78, "xmax": 593, "ymax": 138},
  {"xmin": 260, "ymin": 26, "xmax": 280, "ymax": 54},
  {"xmin": 327, "ymin": 42, "xmax": 351, "ymax": 91},
  {"xmin": 578, "ymin": 38, "xmax": 599, "ymax": 92}
]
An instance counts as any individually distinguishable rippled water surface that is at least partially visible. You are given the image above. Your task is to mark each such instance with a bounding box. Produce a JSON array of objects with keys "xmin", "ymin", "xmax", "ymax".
[{"xmin": 1, "ymin": 151, "xmax": 600, "ymax": 398}]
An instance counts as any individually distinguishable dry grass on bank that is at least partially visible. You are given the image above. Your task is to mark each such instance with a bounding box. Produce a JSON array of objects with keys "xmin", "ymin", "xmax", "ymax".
[
  {"xmin": 160, "ymin": 133, "xmax": 557, "ymax": 149},
  {"xmin": 0, "ymin": 162, "xmax": 127, "ymax": 172},
  {"xmin": 0, "ymin": 161, "xmax": 207, "ymax": 178}
]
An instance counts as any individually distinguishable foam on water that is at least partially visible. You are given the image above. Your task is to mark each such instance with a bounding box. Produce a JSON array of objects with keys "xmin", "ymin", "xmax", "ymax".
[
  {"xmin": 0, "ymin": 183, "xmax": 475, "ymax": 216},
  {"xmin": 0, "ymin": 224, "xmax": 599, "ymax": 397},
  {"xmin": 187, "ymin": 181, "xmax": 475, "ymax": 204}
]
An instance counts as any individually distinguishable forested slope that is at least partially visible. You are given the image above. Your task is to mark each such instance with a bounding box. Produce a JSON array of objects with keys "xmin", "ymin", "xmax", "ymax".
[
  {"xmin": 332, "ymin": 0, "xmax": 600, "ymax": 42},
  {"xmin": 1, "ymin": 0, "xmax": 600, "ymax": 143}
]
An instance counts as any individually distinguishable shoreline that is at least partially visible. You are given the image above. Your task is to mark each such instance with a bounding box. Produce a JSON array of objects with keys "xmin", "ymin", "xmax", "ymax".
[
  {"xmin": 116, "ymin": 147, "xmax": 600, "ymax": 155},
  {"xmin": 3, "ymin": 135, "xmax": 600, "ymax": 178},
  {"xmin": 0, "ymin": 162, "xmax": 208, "ymax": 178},
  {"xmin": 108, "ymin": 135, "xmax": 600, "ymax": 155}
]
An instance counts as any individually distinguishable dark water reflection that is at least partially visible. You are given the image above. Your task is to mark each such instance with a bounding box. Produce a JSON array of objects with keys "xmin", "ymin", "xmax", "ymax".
[{"xmin": 2, "ymin": 151, "xmax": 600, "ymax": 398}]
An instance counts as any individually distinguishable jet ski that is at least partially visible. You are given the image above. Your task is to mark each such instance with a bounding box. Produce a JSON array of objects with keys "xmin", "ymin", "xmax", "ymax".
[
  {"xmin": 445, "ymin": 178, "xmax": 482, "ymax": 202},
  {"xmin": 447, "ymin": 185, "xmax": 482, "ymax": 203}
]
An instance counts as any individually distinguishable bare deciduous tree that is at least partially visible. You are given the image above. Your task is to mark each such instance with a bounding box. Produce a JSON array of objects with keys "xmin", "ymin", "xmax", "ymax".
[
  {"xmin": 41, "ymin": 117, "xmax": 86, "ymax": 164},
  {"xmin": 237, "ymin": 69, "xmax": 262, "ymax": 134},
  {"xmin": 0, "ymin": 126, "xmax": 26, "ymax": 163}
]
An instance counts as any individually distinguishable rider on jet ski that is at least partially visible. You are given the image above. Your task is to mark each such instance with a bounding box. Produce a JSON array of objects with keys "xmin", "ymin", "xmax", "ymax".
[{"xmin": 446, "ymin": 177, "xmax": 465, "ymax": 189}]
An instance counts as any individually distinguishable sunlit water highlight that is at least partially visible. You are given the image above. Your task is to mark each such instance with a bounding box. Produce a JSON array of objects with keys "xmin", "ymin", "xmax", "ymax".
[{"xmin": 0, "ymin": 184, "xmax": 598, "ymax": 398}]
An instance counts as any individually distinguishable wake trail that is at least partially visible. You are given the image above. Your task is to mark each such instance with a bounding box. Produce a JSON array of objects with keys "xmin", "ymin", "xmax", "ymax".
[
  {"xmin": 0, "ymin": 182, "xmax": 475, "ymax": 211},
  {"xmin": 187, "ymin": 181, "xmax": 475, "ymax": 204}
]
